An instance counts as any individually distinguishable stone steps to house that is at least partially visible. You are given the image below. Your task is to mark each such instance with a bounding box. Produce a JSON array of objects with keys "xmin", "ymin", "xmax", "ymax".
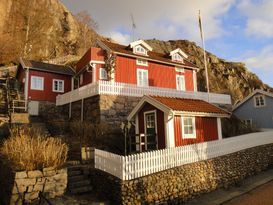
[{"xmin": 67, "ymin": 165, "xmax": 93, "ymax": 195}]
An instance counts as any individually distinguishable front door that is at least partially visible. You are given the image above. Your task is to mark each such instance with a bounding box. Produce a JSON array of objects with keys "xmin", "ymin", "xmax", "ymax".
[{"xmin": 144, "ymin": 111, "xmax": 157, "ymax": 150}]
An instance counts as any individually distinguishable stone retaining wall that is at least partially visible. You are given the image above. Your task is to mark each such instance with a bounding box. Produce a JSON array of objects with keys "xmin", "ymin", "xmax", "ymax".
[
  {"xmin": 91, "ymin": 144, "xmax": 273, "ymax": 204},
  {"xmin": 0, "ymin": 160, "xmax": 67, "ymax": 205}
]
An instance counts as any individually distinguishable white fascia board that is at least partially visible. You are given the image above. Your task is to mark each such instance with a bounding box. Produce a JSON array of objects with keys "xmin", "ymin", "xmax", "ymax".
[
  {"xmin": 173, "ymin": 111, "xmax": 230, "ymax": 118},
  {"xmin": 129, "ymin": 40, "xmax": 153, "ymax": 51}
]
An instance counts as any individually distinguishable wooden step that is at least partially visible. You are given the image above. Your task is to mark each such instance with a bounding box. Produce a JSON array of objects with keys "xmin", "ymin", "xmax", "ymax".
[
  {"xmin": 70, "ymin": 185, "xmax": 93, "ymax": 194},
  {"xmin": 69, "ymin": 179, "xmax": 91, "ymax": 189}
]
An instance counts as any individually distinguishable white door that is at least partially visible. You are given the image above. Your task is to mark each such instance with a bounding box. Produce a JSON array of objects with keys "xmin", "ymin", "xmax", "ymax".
[{"xmin": 28, "ymin": 101, "xmax": 39, "ymax": 116}]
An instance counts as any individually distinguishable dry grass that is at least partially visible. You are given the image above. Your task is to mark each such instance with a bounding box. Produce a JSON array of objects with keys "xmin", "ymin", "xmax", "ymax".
[{"xmin": 0, "ymin": 127, "xmax": 68, "ymax": 171}]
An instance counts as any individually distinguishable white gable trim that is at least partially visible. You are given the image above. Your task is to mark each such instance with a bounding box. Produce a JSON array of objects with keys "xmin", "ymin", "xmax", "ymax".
[
  {"xmin": 233, "ymin": 89, "xmax": 273, "ymax": 111},
  {"xmin": 174, "ymin": 111, "xmax": 229, "ymax": 118},
  {"xmin": 127, "ymin": 96, "xmax": 171, "ymax": 121},
  {"xmin": 129, "ymin": 40, "xmax": 153, "ymax": 51},
  {"xmin": 170, "ymin": 48, "xmax": 188, "ymax": 59}
]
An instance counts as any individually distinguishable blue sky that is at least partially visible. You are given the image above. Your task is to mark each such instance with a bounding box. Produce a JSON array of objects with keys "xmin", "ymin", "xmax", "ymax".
[{"xmin": 61, "ymin": 0, "xmax": 273, "ymax": 87}]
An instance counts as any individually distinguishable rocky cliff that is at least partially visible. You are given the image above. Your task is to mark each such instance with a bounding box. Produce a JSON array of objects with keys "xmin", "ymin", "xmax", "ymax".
[
  {"xmin": 0, "ymin": 0, "xmax": 99, "ymax": 65},
  {"xmin": 146, "ymin": 39, "xmax": 271, "ymax": 103}
]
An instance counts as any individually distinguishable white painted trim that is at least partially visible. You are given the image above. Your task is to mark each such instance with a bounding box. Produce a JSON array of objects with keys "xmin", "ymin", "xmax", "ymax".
[
  {"xmin": 217, "ymin": 118, "xmax": 222, "ymax": 140},
  {"xmin": 193, "ymin": 70, "xmax": 197, "ymax": 92},
  {"xmin": 91, "ymin": 60, "xmax": 105, "ymax": 64},
  {"xmin": 175, "ymin": 67, "xmax": 185, "ymax": 73},
  {"xmin": 30, "ymin": 76, "xmax": 44, "ymax": 91},
  {"xmin": 52, "ymin": 79, "xmax": 64, "ymax": 93},
  {"xmin": 174, "ymin": 111, "xmax": 229, "ymax": 118},
  {"xmin": 166, "ymin": 112, "xmax": 175, "ymax": 148},
  {"xmin": 129, "ymin": 40, "xmax": 153, "ymax": 51},
  {"xmin": 176, "ymin": 75, "xmax": 186, "ymax": 91},
  {"xmin": 170, "ymin": 48, "xmax": 188, "ymax": 59},
  {"xmin": 127, "ymin": 96, "xmax": 171, "ymax": 120},
  {"xmin": 99, "ymin": 67, "xmax": 107, "ymax": 80},
  {"xmin": 181, "ymin": 117, "xmax": 196, "ymax": 139},
  {"xmin": 92, "ymin": 64, "xmax": 97, "ymax": 83},
  {"xmin": 25, "ymin": 69, "xmax": 29, "ymax": 100}
]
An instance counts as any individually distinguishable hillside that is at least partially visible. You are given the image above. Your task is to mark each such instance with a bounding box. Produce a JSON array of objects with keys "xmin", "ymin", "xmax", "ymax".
[
  {"xmin": 146, "ymin": 39, "xmax": 271, "ymax": 103},
  {"xmin": 0, "ymin": 0, "xmax": 99, "ymax": 65}
]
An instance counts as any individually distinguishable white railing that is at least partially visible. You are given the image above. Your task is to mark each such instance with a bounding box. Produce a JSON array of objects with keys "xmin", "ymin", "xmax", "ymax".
[
  {"xmin": 12, "ymin": 100, "xmax": 27, "ymax": 113},
  {"xmin": 95, "ymin": 131, "xmax": 273, "ymax": 180},
  {"xmin": 56, "ymin": 81, "xmax": 231, "ymax": 106}
]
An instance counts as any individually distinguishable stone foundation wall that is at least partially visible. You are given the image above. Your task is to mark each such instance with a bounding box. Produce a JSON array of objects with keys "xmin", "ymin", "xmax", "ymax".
[
  {"xmin": 0, "ymin": 160, "xmax": 67, "ymax": 205},
  {"xmin": 91, "ymin": 144, "xmax": 273, "ymax": 204},
  {"xmin": 38, "ymin": 101, "xmax": 68, "ymax": 121}
]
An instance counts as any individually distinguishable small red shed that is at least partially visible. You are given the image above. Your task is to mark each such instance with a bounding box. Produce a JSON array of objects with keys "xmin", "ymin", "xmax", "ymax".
[
  {"xmin": 16, "ymin": 58, "xmax": 75, "ymax": 103},
  {"xmin": 128, "ymin": 96, "xmax": 229, "ymax": 152}
]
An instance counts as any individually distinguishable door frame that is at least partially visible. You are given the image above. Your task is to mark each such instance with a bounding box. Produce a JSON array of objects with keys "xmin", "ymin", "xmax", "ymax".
[{"xmin": 143, "ymin": 110, "xmax": 158, "ymax": 149}]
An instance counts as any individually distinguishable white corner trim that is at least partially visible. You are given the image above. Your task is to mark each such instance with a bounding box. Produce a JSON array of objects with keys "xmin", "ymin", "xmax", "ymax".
[
  {"xmin": 25, "ymin": 69, "xmax": 29, "ymax": 100},
  {"xmin": 217, "ymin": 118, "xmax": 222, "ymax": 140},
  {"xmin": 193, "ymin": 70, "xmax": 197, "ymax": 92},
  {"xmin": 166, "ymin": 113, "xmax": 175, "ymax": 148}
]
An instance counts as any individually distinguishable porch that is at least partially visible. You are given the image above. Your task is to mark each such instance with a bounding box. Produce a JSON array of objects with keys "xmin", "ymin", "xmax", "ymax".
[{"xmin": 56, "ymin": 81, "xmax": 232, "ymax": 106}]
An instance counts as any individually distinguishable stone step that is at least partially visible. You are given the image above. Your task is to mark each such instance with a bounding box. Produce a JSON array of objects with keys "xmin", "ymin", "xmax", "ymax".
[
  {"xmin": 68, "ymin": 175, "xmax": 87, "ymax": 183},
  {"xmin": 70, "ymin": 185, "xmax": 93, "ymax": 194},
  {"xmin": 68, "ymin": 170, "xmax": 82, "ymax": 176},
  {"xmin": 68, "ymin": 179, "xmax": 91, "ymax": 189}
]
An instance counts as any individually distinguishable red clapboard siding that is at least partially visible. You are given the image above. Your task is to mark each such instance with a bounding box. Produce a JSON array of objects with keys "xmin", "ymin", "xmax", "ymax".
[
  {"xmin": 115, "ymin": 55, "xmax": 194, "ymax": 91},
  {"xmin": 174, "ymin": 116, "xmax": 218, "ymax": 146},
  {"xmin": 28, "ymin": 70, "xmax": 71, "ymax": 102},
  {"xmin": 138, "ymin": 103, "xmax": 166, "ymax": 149}
]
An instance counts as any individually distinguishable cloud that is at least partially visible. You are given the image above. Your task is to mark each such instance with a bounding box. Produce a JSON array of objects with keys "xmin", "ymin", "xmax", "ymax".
[
  {"xmin": 62, "ymin": 0, "xmax": 235, "ymax": 44},
  {"xmin": 242, "ymin": 46, "xmax": 273, "ymax": 86},
  {"xmin": 109, "ymin": 31, "xmax": 131, "ymax": 45},
  {"xmin": 238, "ymin": 0, "xmax": 273, "ymax": 38}
]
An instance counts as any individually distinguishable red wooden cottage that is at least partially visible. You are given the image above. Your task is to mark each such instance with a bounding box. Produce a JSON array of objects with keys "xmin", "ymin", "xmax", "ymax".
[
  {"xmin": 74, "ymin": 39, "xmax": 198, "ymax": 92},
  {"xmin": 16, "ymin": 58, "xmax": 74, "ymax": 114},
  {"xmin": 127, "ymin": 96, "xmax": 229, "ymax": 151}
]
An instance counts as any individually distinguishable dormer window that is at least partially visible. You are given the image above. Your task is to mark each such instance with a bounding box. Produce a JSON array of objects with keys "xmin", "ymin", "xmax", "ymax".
[
  {"xmin": 129, "ymin": 40, "xmax": 153, "ymax": 56},
  {"xmin": 170, "ymin": 48, "xmax": 188, "ymax": 63},
  {"xmin": 173, "ymin": 53, "xmax": 183, "ymax": 62},
  {"xmin": 254, "ymin": 95, "xmax": 266, "ymax": 107},
  {"xmin": 135, "ymin": 45, "xmax": 147, "ymax": 55}
]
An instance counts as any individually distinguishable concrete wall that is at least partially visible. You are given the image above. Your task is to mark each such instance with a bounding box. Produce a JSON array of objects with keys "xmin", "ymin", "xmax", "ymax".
[
  {"xmin": 234, "ymin": 94, "xmax": 273, "ymax": 129},
  {"xmin": 90, "ymin": 143, "xmax": 273, "ymax": 204}
]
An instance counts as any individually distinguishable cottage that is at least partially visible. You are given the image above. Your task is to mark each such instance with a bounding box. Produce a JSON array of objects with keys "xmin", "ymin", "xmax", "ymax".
[
  {"xmin": 127, "ymin": 96, "xmax": 229, "ymax": 152},
  {"xmin": 233, "ymin": 89, "xmax": 273, "ymax": 130}
]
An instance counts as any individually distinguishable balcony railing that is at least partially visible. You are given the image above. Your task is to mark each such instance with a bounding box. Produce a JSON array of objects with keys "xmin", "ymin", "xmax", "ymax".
[{"xmin": 56, "ymin": 81, "xmax": 231, "ymax": 106}]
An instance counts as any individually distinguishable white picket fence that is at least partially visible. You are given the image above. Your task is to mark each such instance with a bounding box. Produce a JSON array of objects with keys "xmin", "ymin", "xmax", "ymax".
[
  {"xmin": 56, "ymin": 80, "xmax": 231, "ymax": 105},
  {"xmin": 95, "ymin": 131, "xmax": 273, "ymax": 180}
]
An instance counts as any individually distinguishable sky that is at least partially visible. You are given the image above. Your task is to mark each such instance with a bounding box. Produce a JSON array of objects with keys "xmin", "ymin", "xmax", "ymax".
[{"xmin": 61, "ymin": 0, "xmax": 273, "ymax": 87}]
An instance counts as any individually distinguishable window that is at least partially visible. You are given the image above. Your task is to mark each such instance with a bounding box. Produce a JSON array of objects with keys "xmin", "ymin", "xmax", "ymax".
[
  {"xmin": 136, "ymin": 58, "xmax": 148, "ymax": 66},
  {"xmin": 172, "ymin": 53, "xmax": 183, "ymax": 62},
  {"xmin": 254, "ymin": 95, "xmax": 266, "ymax": 107},
  {"xmin": 31, "ymin": 76, "xmax": 44, "ymax": 90},
  {"xmin": 134, "ymin": 45, "xmax": 147, "ymax": 55},
  {"xmin": 79, "ymin": 74, "xmax": 83, "ymax": 85},
  {"xmin": 52, "ymin": 79, "xmax": 64, "ymax": 92},
  {"xmin": 243, "ymin": 119, "xmax": 252, "ymax": 127},
  {"xmin": 175, "ymin": 67, "xmax": 185, "ymax": 73},
  {"xmin": 137, "ymin": 69, "xmax": 149, "ymax": 87},
  {"xmin": 176, "ymin": 75, "xmax": 185, "ymax": 91},
  {"xmin": 100, "ymin": 68, "xmax": 107, "ymax": 80},
  {"xmin": 146, "ymin": 113, "xmax": 155, "ymax": 128},
  {"xmin": 182, "ymin": 117, "xmax": 196, "ymax": 139}
]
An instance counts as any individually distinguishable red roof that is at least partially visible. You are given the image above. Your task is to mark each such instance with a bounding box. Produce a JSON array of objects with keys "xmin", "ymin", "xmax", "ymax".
[
  {"xmin": 101, "ymin": 40, "xmax": 198, "ymax": 69},
  {"xmin": 151, "ymin": 96, "xmax": 228, "ymax": 115}
]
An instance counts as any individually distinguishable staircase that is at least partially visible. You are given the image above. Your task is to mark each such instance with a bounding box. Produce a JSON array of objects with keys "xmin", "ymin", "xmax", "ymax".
[{"xmin": 67, "ymin": 166, "xmax": 93, "ymax": 194}]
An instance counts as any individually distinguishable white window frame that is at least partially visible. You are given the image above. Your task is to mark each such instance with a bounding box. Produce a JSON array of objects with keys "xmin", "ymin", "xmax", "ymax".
[
  {"xmin": 136, "ymin": 58, "xmax": 148, "ymax": 66},
  {"xmin": 137, "ymin": 69, "xmax": 149, "ymax": 87},
  {"xmin": 181, "ymin": 117, "xmax": 196, "ymax": 139},
  {"xmin": 254, "ymin": 95, "xmax": 266, "ymax": 108},
  {"xmin": 30, "ymin": 76, "xmax": 44, "ymax": 91},
  {"xmin": 172, "ymin": 53, "xmax": 183, "ymax": 62},
  {"xmin": 176, "ymin": 75, "xmax": 186, "ymax": 91},
  {"xmin": 144, "ymin": 110, "xmax": 158, "ymax": 150},
  {"xmin": 52, "ymin": 79, "xmax": 64, "ymax": 93},
  {"xmin": 134, "ymin": 45, "xmax": 147, "ymax": 55},
  {"xmin": 99, "ymin": 67, "xmax": 108, "ymax": 80},
  {"xmin": 175, "ymin": 67, "xmax": 185, "ymax": 73}
]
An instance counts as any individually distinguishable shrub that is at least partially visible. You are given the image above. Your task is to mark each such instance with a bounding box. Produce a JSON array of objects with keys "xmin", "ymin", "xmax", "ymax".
[{"xmin": 0, "ymin": 126, "xmax": 68, "ymax": 171}]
